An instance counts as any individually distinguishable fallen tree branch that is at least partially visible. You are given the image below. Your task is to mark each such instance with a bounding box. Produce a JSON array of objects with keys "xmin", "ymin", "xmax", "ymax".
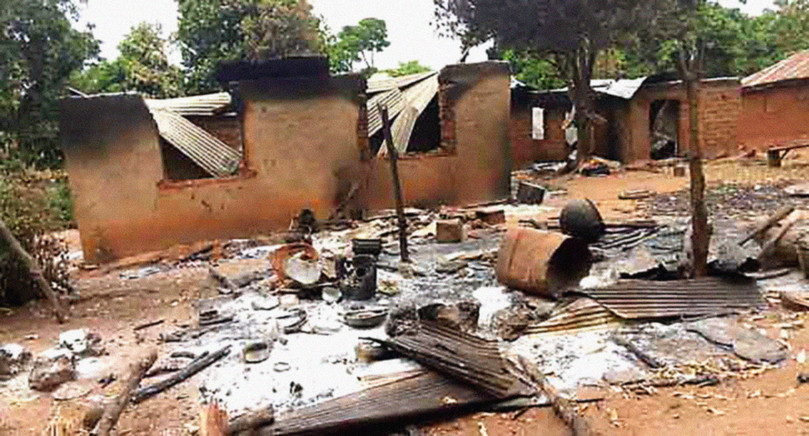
[
  {"xmin": 134, "ymin": 319, "xmax": 164, "ymax": 332},
  {"xmin": 91, "ymin": 349, "xmax": 158, "ymax": 436},
  {"xmin": 0, "ymin": 218, "xmax": 67, "ymax": 323},
  {"xmin": 740, "ymin": 205, "xmax": 794, "ymax": 246},
  {"xmin": 757, "ymin": 220, "xmax": 795, "ymax": 263},
  {"xmin": 133, "ymin": 345, "xmax": 230, "ymax": 403}
]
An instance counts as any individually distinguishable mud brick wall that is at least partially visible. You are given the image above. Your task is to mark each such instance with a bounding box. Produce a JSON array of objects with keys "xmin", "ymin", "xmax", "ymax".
[
  {"xmin": 61, "ymin": 75, "xmax": 366, "ymax": 264},
  {"xmin": 698, "ymin": 84, "xmax": 741, "ymax": 158},
  {"xmin": 510, "ymin": 103, "xmax": 568, "ymax": 167},
  {"xmin": 617, "ymin": 78, "xmax": 741, "ymax": 162},
  {"xmin": 739, "ymin": 84, "xmax": 809, "ymax": 151},
  {"xmin": 363, "ymin": 61, "xmax": 512, "ymax": 211}
]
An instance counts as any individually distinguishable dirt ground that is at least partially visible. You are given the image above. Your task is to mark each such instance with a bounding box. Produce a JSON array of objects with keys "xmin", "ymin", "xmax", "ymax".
[{"xmin": 3, "ymin": 157, "xmax": 809, "ymax": 435}]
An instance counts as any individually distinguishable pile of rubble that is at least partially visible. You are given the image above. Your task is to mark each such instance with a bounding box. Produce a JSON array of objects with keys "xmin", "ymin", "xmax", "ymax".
[{"xmin": 6, "ymin": 180, "xmax": 809, "ymax": 435}]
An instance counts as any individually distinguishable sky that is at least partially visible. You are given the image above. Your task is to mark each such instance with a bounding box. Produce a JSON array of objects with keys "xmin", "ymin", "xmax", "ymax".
[{"xmin": 77, "ymin": 0, "xmax": 778, "ymax": 69}]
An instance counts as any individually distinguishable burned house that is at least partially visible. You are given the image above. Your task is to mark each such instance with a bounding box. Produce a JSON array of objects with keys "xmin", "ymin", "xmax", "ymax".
[
  {"xmin": 59, "ymin": 58, "xmax": 511, "ymax": 263},
  {"xmin": 510, "ymin": 81, "xmax": 570, "ymax": 167},
  {"xmin": 739, "ymin": 50, "xmax": 809, "ymax": 151},
  {"xmin": 528, "ymin": 75, "xmax": 741, "ymax": 164}
]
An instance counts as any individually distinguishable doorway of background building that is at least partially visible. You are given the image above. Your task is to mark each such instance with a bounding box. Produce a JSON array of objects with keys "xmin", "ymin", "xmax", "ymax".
[{"xmin": 649, "ymin": 99, "xmax": 680, "ymax": 160}]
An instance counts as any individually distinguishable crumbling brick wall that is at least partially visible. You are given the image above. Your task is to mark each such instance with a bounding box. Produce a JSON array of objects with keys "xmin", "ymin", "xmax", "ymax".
[
  {"xmin": 698, "ymin": 83, "xmax": 741, "ymax": 158},
  {"xmin": 619, "ymin": 78, "xmax": 741, "ymax": 162}
]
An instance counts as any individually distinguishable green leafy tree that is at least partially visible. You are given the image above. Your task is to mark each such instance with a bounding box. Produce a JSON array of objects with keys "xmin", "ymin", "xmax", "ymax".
[
  {"xmin": 0, "ymin": 0, "xmax": 99, "ymax": 168},
  {"xmin": 772, "ymin": 0, "xmax": 809, "ymax": 55},
  {"xmin": 500, "ymin": 50, "xmax": 566, "ymax": 90},
  {"xmin": 384, "ymin": 60, "xmax": 432, "ymax": 77},
  {"xmin": 176, "ymin": 0, "xmax": 325, "ymax": 94},
  {"xmin": 72, "ymin": 23, "xmax": 183, "ymax": 98},
  {"xmin": 434, "ymin": 0, "xmax": 662, "ymax": 163},
  {"xmin": 240, "ymin": 0, "xmax": 323, "ymax": 60},
  {"xmin": 69, "ymin": 60, "xmax": 126, "ymax": 95},
  {"xmin": 330, "ymin": 18, "xmax": 390, "ymax": 74},
  {"xmin": 118, "ymin": 22, "xmax": 183, "ymax": 98}
]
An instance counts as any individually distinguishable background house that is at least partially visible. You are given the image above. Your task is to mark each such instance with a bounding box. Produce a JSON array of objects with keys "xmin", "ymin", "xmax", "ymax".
[
  {"xmin": 740, "ymin": 50, "xmax": 809, "ymax": 151},
  {"xmin": 528, "ymin": 75, "xmax": 741, "ymax": 164}
]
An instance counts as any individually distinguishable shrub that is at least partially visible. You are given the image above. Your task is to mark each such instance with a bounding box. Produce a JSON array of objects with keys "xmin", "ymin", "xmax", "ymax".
[{"xmin": 0, "ymin": 171, "xmax": 71, "ymax": 305}]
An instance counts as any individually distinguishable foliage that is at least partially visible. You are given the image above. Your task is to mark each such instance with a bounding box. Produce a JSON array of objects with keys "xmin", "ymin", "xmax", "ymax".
[
  {"xmin": 176, "ymin": 0, "xmax": 325, "ymax": 94},
  {"xmin": 240, "ymin": 0, "xmax": 324, "ymax": 60},
  {"xmin": 0, "ymin": 171, "xmax": 71, "ymax": 305},
  {"xmin": 500, "ymin": 50, "xmax": 565, "ymax": 89},
  {"xmin": 622, "ymin": 2, "xmax": 783, "ymax": 79},
  {"xmin": 117, "ymin": 23, "xmax": 183, "ymax": 98},
  {"xmin": 0, "ymin": 0, "xmax": 99, "ymax": 168},
  {"xmin": 329, "ymin": 18, "xmax": 390, "ymax": 74},
  {"xmin": 433, "ymin": 0, "xmax": 662, "ymax": 161},
  {"xmin": 384, "ymin": 60, "xmax": 432, "ymax": 77},
  {"xmin": 71, "ymin": 23, "xmax": 182, "ymax": 98}
]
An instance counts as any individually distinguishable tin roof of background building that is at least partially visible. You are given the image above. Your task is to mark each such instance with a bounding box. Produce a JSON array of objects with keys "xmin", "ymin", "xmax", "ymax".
[{"xmin": 743, "ymin": 51, "xmax": 809, "ymax": 88}]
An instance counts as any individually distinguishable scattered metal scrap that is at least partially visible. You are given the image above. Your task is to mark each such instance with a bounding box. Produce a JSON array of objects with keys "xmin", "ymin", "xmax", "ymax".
[
  {"xmin": 524, "ymin": 298, "xmax": 622, "ymax": 335},
  {"xmin": 571, "ymin": 277, "xmax": 761, "ymax": 320},
  {"xmin": 376, "ymin": 322, "xmax": 536, "ymax": 399},
  {"xmin": 686, "ymin": 317, "xmax": 787, "ymax": 364},
  {"xmin": 260, "ymin": 371, "xmax": 500, "ymax": 435}
]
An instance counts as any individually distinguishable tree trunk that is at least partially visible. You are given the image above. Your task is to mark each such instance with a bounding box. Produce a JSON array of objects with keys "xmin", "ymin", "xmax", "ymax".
[
  {"xmin": 684, "ymin": 71, "xmax": 710, "ymax": 278},
  {"xmin": 571, "ymin": 44, "xmax": 595, "ymax": 165}
]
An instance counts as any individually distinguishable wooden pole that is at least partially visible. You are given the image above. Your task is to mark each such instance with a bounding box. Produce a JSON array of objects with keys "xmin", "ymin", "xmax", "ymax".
[
  {"xmin": 0, "ymin": 218, "xmax": 67, "ymax": 322},
  {"xmin": 739, "ymin": 205, "xmax": 794, "ymax": 246},
  {"xmin": 91, "ymin": 349, "xmax": 158, "ymax": 436},
  {"xmin": 133, "ymin": 345, "xmax": 231, "ymax": 403},
  {"xmin": 378, "ymin": 103, "xmax": 410, "ymax": 263}
]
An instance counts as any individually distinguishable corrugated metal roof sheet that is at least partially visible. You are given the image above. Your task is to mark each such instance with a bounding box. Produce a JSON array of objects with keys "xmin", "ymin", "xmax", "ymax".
[
  {"xmin": 266, "ymin": 371, "xmax": 498, "ymax": 435},
  {"xmin": 573, "ymin": 277, "xmax": 761, "ymax": 320},
  {"xmin": 367, "ymin": 88, "xmax": 406, "ymax": 137},
  {"xmin": 145, "ymin": 92, "xmax": 232, "ymax": 117},
  {"xmin": 366, "ymin": 71, "xmax": 436, "ymax": 94},
  {"xmin": 524, "ymin": 298, "xmax": 622, "ymax": 335},
  {"xmin": 743, "ymin": 50, "xmax": 809, "ymax": 88},
  {"xmin": 379, "ymin": 72, "xmax": 439, "ymax": 154},
  {"xmin": 382, "ymin": 321, "xmax": 535, "ymax": 398},
  {"xmin": 149, "ymin": 109, "xmax": 242, "ymax": 178},
  {"xmin": 548, "ymin": 78, "xmax": 648, "ymax": 100}
]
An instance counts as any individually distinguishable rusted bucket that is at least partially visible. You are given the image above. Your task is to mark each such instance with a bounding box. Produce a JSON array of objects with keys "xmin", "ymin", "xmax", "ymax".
[{"xmin": 496, "ymin": 227, "xmax": 592, "ymax": 298}]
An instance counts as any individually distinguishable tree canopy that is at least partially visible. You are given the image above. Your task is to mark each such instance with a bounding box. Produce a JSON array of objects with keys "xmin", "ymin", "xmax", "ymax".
[
  {"xmin": 329, "ymin": 18, "xmax": 390, "ymax": 74},
  {"xmin": 434, "ymin": 0, "xmax": 663, "ymax": 161},
  {"xmin": 0, "ymin": 0, "xmax": 99, "ymax": 167},
  {"xmin": 176, "ymin": 0, "xmax": 325, "ymax": 94},
  {"xmin": 384, "ymin": 60, "xmax": 432, "ymax": 77}
]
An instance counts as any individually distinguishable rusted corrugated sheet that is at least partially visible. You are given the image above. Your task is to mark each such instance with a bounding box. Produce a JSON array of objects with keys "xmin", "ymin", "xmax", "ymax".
[
  {"xmin": 145, "ymin": 92, "xmax": 232, "ymax": 116},
  {"xmin": 572, "ymin": 277, "xmax": 761, "ymax": 320},
  {"xmin": 367, "ymin": 88, "xmax": 405, "ymax": 136},
  {"xmin": 380, "ymin": 322, "xmax": 535, "ymax": 399},
  {"xmin": 149, "ymin": 109, "xmax": 242, "ymax": 178},
  {"xmin": 524, "ymin": 298, "xmax": 621, "ymax": 335},
  {"xmin": 379, "ymin": 73, "xmax": 440, "ymax": 154},
  {"xmin": 743, "ymin": 50, "xmax": 809, "ymax": 89},
  {"xmin": 260, "ymin": 371, "xmax": 499, "ymax": 436}
]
